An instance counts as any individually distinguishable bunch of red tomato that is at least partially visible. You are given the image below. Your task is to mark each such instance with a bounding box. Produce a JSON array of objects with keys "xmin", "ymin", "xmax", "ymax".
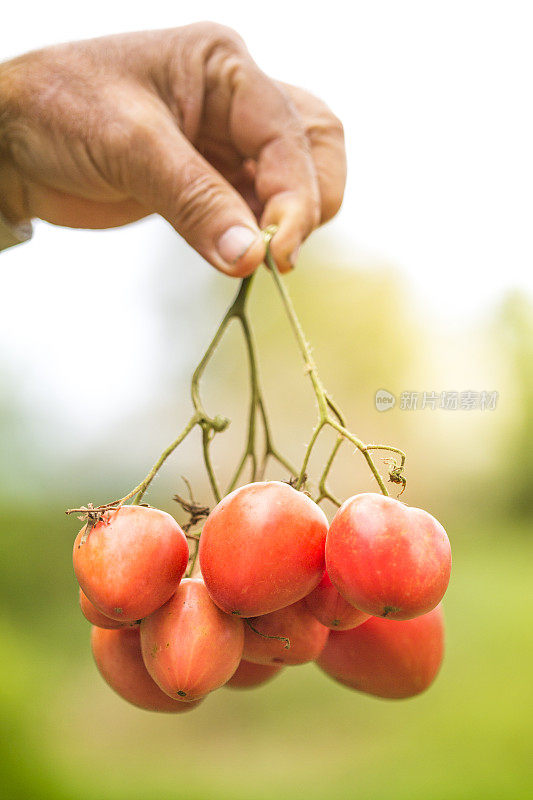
[{"xmin": 73, "ymin": 481, "xmax": 451, "ymax": 713}]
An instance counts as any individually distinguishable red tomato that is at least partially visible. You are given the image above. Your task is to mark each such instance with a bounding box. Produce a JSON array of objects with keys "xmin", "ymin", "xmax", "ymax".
[
  {"xmin": 243, "ymin": 600, "xmax": 329, "ymax": 666},
  {"xmin": 73, "ymin": 505, "xmax": 189, "ymax": 622},
  {"xmin": 226, "ymin": 660, "xmax": 282, "ymax": 689},
  {"xmin": 91, "ymin": 626, "xmax": 201, "ymax": 712},
  {"xmin": 326, "ymin": 493, "xmax": 451, "ymax": 620},
  {"xmin": 140, "ymin": 578, "xmax": 244, "ymax": 702},
  {"xmin": 199, "ymin": 481, "xmax": 328, "ymax": 617},
  {"xmin": 80, "ymin": 588, "xmax": 130, "ymax": 629},
  {"xmin": 303, "ymin": 571, "xmax": 370, "ymax": 630},
  {"xmin": 317, "ymin": 605, "xmax": 445, "ymax": 699}
]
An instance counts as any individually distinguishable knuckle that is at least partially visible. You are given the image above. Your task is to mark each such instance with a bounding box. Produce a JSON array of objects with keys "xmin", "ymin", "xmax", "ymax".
[
  {"xmin": 282, "ymin": 83, "xmax": 345, "ymax": 141},
  {"xmin": 307, "ymin": 107, "xmax": 345, "ymax": 144},
  {"xmin": 326, "ymin": 112, "xmax": 345, "ymax": 142},
  {"xmin": 123, "ymin": 115, "xmax": 160, "ymax": 151},
  {"xmin": 178, "ymin": 22, "xmax": 250, "ymax": 95},
  {"xmin": 102, "ymin": 103, "xmax": 160, "ymax": 157},
  {"xmin": 184, "ymin": 21, "xmax": 246, "ymax": 53},
  {"xmin": 97, "ymin": 102, "xmax": 165, "ymax": 190},
  {"xmin": 173, "ymin": 170, "xmax": 226, "ymax": 231}
]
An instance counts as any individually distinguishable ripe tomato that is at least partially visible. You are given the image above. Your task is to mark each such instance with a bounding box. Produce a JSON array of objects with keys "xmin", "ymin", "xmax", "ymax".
[
  {"xmin": 91, "ymin": 626, "xmax": 201, "ymax": 712},
  {"xmin": 303, "ymin": 571, "xmax": 370, "ymax": 630},
  {"xmin": 140, "ymin": 578, "xmax": 244, "ymax": 702},
  {"xmin": 199, "ymin": 481, "xmax": 328, "ymax": 617},
  {"xmin": 73, "ymin": 505, "xmax": 189, "ymax": 622},
  {"xmin": 226, "ymin": 660, "xmax": 282, "ymax": 689},
  {"xmin": 79, "ymin": 589, "xmax": 130, "ymax": 629},
  {"xmin": 243, "ymin": 600, "xmax": 329, "ymax": 666},
  {"xmin": 317, "ymin": 605, "xmax": 444, "ymax": 699},
  {"xmin": 326, "ymin": 493, "xmax": 451, "ymax": 620}
]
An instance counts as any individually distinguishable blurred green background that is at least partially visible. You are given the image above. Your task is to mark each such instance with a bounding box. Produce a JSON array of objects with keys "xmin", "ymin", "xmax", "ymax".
[{"xmin": 1, "ymin": 233, "xmax": 532, "ymax": 800}]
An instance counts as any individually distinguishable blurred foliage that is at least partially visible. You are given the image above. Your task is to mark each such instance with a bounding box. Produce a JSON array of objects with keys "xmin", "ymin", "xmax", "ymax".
[
  {"xmin": 1, "ymin": 238, "xmax": 532, "ymax": 798},
  {"xmin": 0, "ymin": 505, "xmax": 531, "ymax": 800},
  {"xmin": 491, "ymin": 291, "xmax": 533, "ymax": 518}
]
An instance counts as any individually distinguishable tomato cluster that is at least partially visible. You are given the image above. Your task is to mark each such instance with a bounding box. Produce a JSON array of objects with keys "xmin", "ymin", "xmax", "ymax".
[{"xmin": 73, "ymin": 481, "xmax": 451, "ymax": 712}]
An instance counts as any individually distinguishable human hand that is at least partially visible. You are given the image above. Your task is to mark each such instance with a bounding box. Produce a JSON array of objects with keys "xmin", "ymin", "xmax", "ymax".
[{"xmin": 0, "ymin": 23, "xmax": 346, "ymax": 275}]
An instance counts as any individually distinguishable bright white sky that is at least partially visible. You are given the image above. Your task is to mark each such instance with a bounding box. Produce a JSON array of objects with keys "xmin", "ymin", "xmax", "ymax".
[{"xmin": 1, "ymin": 1, "xmax": 532, "ymax": 434}]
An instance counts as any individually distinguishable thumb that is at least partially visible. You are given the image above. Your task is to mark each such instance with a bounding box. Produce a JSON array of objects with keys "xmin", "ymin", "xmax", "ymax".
[{"xmin": 121, "ymin": 114, "xmax": 265, "ymax": 276}]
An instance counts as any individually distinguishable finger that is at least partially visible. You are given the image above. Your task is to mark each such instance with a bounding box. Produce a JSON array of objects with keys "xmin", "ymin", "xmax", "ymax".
[
  {"xmin": 108, "ymin": 105, "xmax": 265, "ymax": 277},
  {"xmin": 229, "ymin": 62, "xmax": 321, "ymax": 272},
  {"xmin": 279, "ymin": 83, "xmax": 347, "ymax": 224}
]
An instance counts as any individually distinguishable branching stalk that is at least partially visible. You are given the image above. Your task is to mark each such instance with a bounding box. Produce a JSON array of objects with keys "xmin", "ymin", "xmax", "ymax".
[
  {"xmin": 67, "ymin": 227, "xmax": 406, "ymax": 523},
  {"xmin": 262, "ymin": 227, "xmax": 406, "ymax": 499}
]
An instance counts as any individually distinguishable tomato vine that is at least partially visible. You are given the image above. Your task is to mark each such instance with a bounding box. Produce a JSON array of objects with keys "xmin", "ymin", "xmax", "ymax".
[{"xmin": 66, "ymin": 226, "xmax": 406, "ymax": 525}]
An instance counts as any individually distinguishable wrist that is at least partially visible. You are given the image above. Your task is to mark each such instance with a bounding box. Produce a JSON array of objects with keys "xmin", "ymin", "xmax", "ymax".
[{"xmin": 0, "ymin": 61, "xmax": 31, "ymax": 225}]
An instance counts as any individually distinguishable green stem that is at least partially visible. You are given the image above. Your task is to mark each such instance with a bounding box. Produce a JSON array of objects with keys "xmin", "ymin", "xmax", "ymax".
[
  {"xmin": 225, "ymin": 316, "xmax": 259, "ymax": 492},
  {"xmin": 188, "ymin": 276, "xmax": 258, "ymax": 502},
  {"xmin": 190, "ymin": 277, "xmax": 253, "ymax": 416},
  {"xmin": 365, "ymin": 444, "xmax": 407, "ymax": 468},
  {"xmin": 201, "ymin": 426, "xmax": 222, "ymax": 503},
  {"xmin": 266, "ymin": 250, "xmax": 328, "ymax": 419},
  {"xmin": 186, "ymin": 536, "xmax": 201, "ymax": 578},
  {"xmin": 296, "ymin": 421, "xmax": 325, "ymax": 490},
  {"xmin": 227, "ymin": 449, "xmax": 250, "ymax": 494},
  {"xmin": 127, "ymin": 414, "xmax": 199, "ymax": 505},
  {"xmin": 226, "ymin": 278, "xmax": 298, "ymax": 493},
  {"xmin": 315, "ymin": 435, "xmax": 343, "ymax": 507},
  {"xmin": 326, "ymin": 394, "xmax": 346, "ymax": 427},
  {"xmin": 327, "ymin": 421, "xmax": 388, "ymax": 495},
  {"xmin": 106, "ymin": 279, "xmax": 254, "ymax": 510},
  {"xmin": 264, "ymin": 232, "xmax": 391, "ymax": 497},
  {"xmin": 257, "ymin": 396, "xmax": 299, "ymax": 479}
]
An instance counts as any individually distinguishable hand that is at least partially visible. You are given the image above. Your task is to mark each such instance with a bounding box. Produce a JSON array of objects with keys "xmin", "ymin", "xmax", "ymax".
[{"xmin": 0, "ymin": 23, "xmax": 346, "ymax": 276}]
